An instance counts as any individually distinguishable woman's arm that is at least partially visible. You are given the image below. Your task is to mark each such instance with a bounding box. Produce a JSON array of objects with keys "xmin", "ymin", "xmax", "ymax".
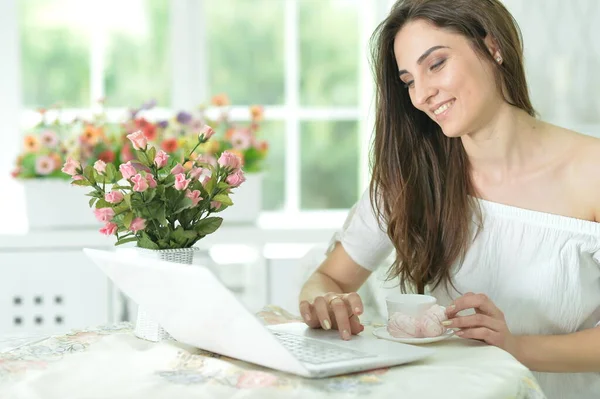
[
  {"xmin": 299, "ymin": 242, "xmax": 372, "ymax": 303},
  {"xmin": 299, "ymin": 242, "xmax": 372, "ymax": 340},
  {"xmin": 446, "ymin": 293, "xmax": 600, "ymax": 372},
  {"xmin": 515, "ymin": 328, "xmax": 600, "ymax": 372}
]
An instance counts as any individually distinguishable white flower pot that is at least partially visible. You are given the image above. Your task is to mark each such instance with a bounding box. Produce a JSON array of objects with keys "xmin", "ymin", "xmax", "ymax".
[
  {"xmin": 22, "ymin": 179, "xmax": 98, "ymax": 231},
  {"xmin": 220, "ymin": 172, "xmax": 263, "ymax": 224}
]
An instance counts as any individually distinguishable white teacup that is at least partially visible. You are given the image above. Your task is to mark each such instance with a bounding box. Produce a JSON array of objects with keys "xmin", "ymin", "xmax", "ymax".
[{"xmin": 385, "ymin": 293, "xmax": 437, "ymax": 319}]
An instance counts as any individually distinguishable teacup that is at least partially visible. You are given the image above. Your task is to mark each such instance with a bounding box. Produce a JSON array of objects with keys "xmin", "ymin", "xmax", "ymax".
[
  {"xmin": 385, "ymin": 293, "xmax": 437, "ymax": 318},
  {"xmin": 385, "ymin": 294, "xmax": 447, "ymax": 338}
]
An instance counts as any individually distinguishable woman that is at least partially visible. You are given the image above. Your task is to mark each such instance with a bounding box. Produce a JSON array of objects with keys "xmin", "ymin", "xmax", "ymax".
[{"xmin": 298, "ymin": 0, "xmax": 600, "ymax": 398}]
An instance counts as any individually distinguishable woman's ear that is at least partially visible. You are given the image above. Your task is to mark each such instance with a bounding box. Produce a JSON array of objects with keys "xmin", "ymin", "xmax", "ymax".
[{"xmin": 484, "ymin": 34, "xmax": 502, "ymax": 63}]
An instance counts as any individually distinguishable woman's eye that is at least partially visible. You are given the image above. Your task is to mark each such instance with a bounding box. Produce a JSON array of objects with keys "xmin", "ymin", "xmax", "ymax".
[
  {"xmin": 403, "ymin": 80, "xmax": 414, "ymax": 89},
  {"xmin": 430, "ymin": 59, "xmax": 446, "ymax": 71}
]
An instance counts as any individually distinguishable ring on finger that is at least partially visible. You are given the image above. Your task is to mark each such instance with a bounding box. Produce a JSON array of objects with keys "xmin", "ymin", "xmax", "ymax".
[{"xmin": 327, "ymin": 295, "xmax": 343, "ymax": 306}]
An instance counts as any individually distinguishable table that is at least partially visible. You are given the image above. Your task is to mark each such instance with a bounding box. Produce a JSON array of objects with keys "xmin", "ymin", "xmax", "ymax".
[{"xmin": 0, "ymin": 306, "xmax": 546, "ymax": 399}]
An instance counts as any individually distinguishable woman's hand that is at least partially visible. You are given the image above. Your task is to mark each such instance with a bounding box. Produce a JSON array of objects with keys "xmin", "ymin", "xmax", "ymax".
[
  {"xmin": 299, "ymin": 292, "xmax": 365, "ymax": 340},
  {"xmin": 444, "ymin": 292, "xmax": 519, "ymax": 356}
]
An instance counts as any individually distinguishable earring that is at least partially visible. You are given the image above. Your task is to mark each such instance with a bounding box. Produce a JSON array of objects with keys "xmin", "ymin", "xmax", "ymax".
[{"xmin": 495, "ymin": 55, "xmax": 503, "ymax": 64}]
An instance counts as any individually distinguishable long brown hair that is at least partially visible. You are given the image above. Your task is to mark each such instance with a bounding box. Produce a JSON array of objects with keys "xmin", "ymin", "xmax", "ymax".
[{"xmin": 369, "ymin": 0, "xmax": 536, "ymax": 294}]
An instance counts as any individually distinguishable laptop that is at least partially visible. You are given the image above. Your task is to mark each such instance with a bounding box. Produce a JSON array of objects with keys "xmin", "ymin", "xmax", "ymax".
[{"xmin": 83, "ymin": 248, "xmax": 434, "ymax": 378}]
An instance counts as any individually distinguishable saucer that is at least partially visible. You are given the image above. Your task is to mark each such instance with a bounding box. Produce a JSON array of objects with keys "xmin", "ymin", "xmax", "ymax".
[{"xmin": 372, "ymin": 327, "xmax": 454, "ymax": 344}]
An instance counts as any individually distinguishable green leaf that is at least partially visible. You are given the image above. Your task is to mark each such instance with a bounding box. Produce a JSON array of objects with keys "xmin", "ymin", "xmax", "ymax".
[
  {"xmin": 154, "ymin": 204, "xmax": 168, "ymax": 226},
  {"xmin": 205, "ymin": 176, "xmax": 215, "ymax": 195},
  {"xmin": 134, "ymin": 149, "xmax": 149, "ymax": 166},
  {"xmin": 138, "ymin": 232, "xmax": 159, "ymax": 249},
  {"xmin": 171, "ymin": 226, "xmax": 197, "ymax": 247},
  {"xmin": 147, "ymin": 147, "xmax": 157, "ymax": 165},
  {"xmin": 217, "ymin": 182, "xmax": 230, "ymax": 190},
  {"xmin": 144, "ymin": 188, "xmax": 157, "ymax": 203},
  {"xmin": 212, "ymin": 194, "xmax": 233, "ymax": 206},
  {"xmin": 162, "ymin": 173, "xmax": 175, "ymax": 186},
  {"xmin": 194, "ymin": 217, "xmax": 223, "ymax": 236},
  {"xmin": 106, "ymin": 163, "xmax": 118, "ymax": 182},
  {"xmin": 88, "ymin": 197, "xmax": 97, "ymax": 208},
  {"xmin": 113, "ymin": 202, "xmax": 130, "ymax": 215},
  {"xmin": 95, "ymin": 199, "xmax": 111, "ymax": 209},
  {"xmin": 83, "ymin": 165, "xmax": 96, "ymax": 184},
  {"xmin": 124, "ymin": 193, "xmax": 132, "ymax": 209},
  {"xmin": 71, "ymin": 179, "xmax": 92, "ymax": 187},
  {"xmin": 115, "ymin": 237, "xmax": 139, "ymax": 246},
  {"xmin": 123, "ymin": 212, "xmax": 134, "ymax": 229},
  {"xmin": 173, "ymin": 197, "xmax": 194, "ymax": 214}
]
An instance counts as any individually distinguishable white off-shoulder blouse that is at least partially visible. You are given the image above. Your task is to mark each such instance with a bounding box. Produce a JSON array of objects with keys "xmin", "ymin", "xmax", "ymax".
[{"xmin": 331, "ymin": 189, "xmax": 600, "ymax": 399}]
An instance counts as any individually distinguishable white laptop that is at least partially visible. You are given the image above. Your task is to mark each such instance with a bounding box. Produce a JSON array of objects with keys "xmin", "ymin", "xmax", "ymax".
[{"xmin": 83, "ymin": 248, "xmax": 434, "ymax": 378}]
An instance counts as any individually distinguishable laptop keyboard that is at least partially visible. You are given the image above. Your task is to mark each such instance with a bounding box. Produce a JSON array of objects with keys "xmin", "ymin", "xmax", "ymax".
[{"xmin": 271, "ymin": 331, "xmax": 377, "ymax": 365}]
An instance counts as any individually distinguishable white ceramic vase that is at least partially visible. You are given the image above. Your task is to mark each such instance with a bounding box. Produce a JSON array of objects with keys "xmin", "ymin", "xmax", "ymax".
[{"xmin": 22, "ymin": 179, "xmax": 98, "ymax": 231}]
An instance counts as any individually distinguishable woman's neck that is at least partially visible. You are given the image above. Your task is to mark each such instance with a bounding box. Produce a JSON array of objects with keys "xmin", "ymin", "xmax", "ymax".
[{"xmin": 461, "ymin": 105, "xmax": 547, "ymax": 183}]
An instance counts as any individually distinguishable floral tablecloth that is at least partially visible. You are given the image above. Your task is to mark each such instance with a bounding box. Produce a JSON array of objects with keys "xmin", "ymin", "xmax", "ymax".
[{"xmin": 0, "ymin": 306, "xmax": 546, "ymax": 399}]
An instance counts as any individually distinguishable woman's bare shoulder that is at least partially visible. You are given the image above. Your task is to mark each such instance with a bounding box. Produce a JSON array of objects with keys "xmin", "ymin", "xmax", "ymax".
[{"xmin": 562, "ymin": 127, "xmax": 600, "ymax": 221}]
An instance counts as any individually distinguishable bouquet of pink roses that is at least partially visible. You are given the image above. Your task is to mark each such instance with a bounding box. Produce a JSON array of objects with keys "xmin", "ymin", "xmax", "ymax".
[{"xmin": 62, "ymin": 126, "xmax": 246, "ymax": 249}]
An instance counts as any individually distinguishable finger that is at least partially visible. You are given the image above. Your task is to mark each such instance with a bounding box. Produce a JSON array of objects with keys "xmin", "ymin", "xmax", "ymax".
[
  {"xmin": 349, "ymin": 314, "xmax": 365, "ymax": 335},
  {"xmin": 299, "ymin": 301, "xmax": 320, "ymax": 328},
  {"xmin": 443, "ymin": 313, "xmax": 504, "ymax": 332},
  {"xmin": 313, "ymin": 296, "xmax": 333, "ymax": 330},
  {"xmin": 330, "ymin": 297, "xmax": 352, "ymax": 340},
  {"xmin": 456, "ymin": 327, "xmax": 499, "ymax": 346},
  {"xmin": 342, "ymin": 292, "xmax": 364, "ymax": 316},
  {"xmin": 447, "ymin": 293, "xmax": 502, "ymax": 318}
]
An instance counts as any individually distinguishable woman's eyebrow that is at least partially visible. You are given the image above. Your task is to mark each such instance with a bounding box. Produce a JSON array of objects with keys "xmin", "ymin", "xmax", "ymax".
[{"xmin": 398, "ymin": 45, "xmax": 450, "ymax": 76}]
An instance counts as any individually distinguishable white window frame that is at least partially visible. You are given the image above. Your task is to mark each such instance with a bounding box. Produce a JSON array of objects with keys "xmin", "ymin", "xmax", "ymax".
[{"xmin": 0, "ymin": 0, "xmax": 385, "ymax": 229}]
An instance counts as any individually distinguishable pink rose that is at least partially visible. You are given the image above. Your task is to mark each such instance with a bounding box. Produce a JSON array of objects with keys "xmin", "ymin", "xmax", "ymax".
[
  {"xmin": 146, "ymin": 174, "xmax": 157, "ymax": 188},
  {"xmin": 104, "ymin": 191, "xmax": 124, "ymax": 204},
  {"xmin": 189, "ymin": 167, "xmax": 203, "ymax": 180},
  {"xmin": 93, "ymin": 208, "xmax": 115, "ymax": 223},
  {"xmin": 211, "ymin": 201, "xmax": 222, "ymax": 210},
  {"xmin": 185, "ymin": 189, "xmax": 203, "ymax": 206},
  {"xmin": 226, "ymin": 169, "xmax": 246, "ymax": 188},
  {"xmin": 61, "ymin": 157, "xmax": 81, "ymax": 176},
  {"xmin": 72, "ymin": 175, "xmax": 84, "ymax": 181},
  {"xmin": 94, "ymin": 160, "xmax": 107, "ymax": 174},
  {"xmin": 130, "ymin": 217, "xmax": 146, "ymax": 233},
  {"xmin": 99, "ymin": 222, "xmax": 118, "ymax": 236},
  {"xmin": 119, "ymin": 162, "xmax": 137, "ymax": 180},
  {"xmin": 170, "ymin": 163, "xmax": 185, "ymax": 175},
  {"xmin": 126, "ymin": 130, "xmax": 147, "ymax": 150},
  {"xmin": 154, "ymin": 150, "xmax": 169, "ymax": 168},
  {"xmin": 218, "ymin": 151, "xmax": 242, "ymax": 171},
  {"xmin": 131, "ymin": 174, "xmax": 149, "ymax": 192},
  {"xmin": 174, "ymin": 173, "xmax": 191, "ymax": 191},
  {"xmin": 199, "ymin": 125, "xmax": 215, "ymax": 141}
]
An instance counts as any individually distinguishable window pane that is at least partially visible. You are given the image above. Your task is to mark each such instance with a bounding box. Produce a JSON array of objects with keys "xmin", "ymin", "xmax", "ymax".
[
  {"xmin": 260, "ymin": 121, "xmax": 285, "ymax": 211},
  {"xmin": 20, "ymin": 0, "xmax": 90, "ymax": 107},
  {"xmin": 104, "ymin": 0, "xmax": 170, "ymax": 107},
  {"xmin": 300, "ymin": 121, "xmax": 359, "ymax": 209},
  {"xmin": 299, "ymin": 0, "xmax": 359, "ymax": 106},
  {"xmin": 205, "ymin": 0, "xmax": 285, "ymax": 105}
]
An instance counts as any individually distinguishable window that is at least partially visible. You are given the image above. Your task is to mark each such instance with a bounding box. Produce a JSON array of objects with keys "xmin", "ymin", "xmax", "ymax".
[{"xmin": 13, "ymin": 0, "xmax": 372, "ymax": 218}]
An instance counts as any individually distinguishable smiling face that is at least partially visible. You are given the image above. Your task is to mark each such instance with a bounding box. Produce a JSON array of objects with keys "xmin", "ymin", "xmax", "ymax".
[{"xmin": 394, "ymin": 19, "xmax": 505, "ymax": 138}]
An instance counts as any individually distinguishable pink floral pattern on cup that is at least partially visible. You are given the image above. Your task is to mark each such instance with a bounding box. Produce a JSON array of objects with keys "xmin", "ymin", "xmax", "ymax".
[{"xmin": 387, "ymin": 304, "xmax": 448, "ymax": 338}]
